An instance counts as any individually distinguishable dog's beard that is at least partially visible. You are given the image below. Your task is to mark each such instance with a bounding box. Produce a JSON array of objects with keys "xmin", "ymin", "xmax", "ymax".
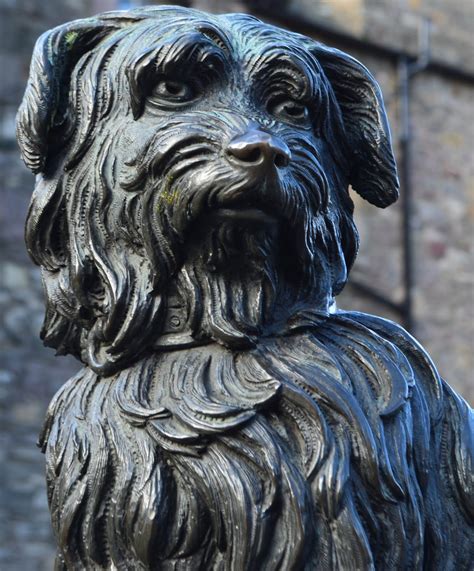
[
  {"xmin": 181, "ymin": 218, "xmax": 281, "ymax": 345},
  {"xmin": 120, "ymin": 119, "xmax": 341, "ymax": 345}
]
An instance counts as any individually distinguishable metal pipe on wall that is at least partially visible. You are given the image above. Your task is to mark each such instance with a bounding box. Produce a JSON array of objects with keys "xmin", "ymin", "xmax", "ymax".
[{"xmin": 397, "ymin": 19, "xmax": 431, "ymax": 332}]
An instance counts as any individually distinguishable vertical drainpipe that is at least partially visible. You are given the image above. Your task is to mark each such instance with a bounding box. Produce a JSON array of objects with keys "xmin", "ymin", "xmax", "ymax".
[{"xmin": 398, "ymin": 18, "xmax": 431, "ymax": 333}]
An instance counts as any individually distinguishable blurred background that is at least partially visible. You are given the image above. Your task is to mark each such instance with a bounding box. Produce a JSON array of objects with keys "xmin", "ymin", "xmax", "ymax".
[{"xmin": 0, "ymin": 0, "xmax": 472, "ymax": 568}]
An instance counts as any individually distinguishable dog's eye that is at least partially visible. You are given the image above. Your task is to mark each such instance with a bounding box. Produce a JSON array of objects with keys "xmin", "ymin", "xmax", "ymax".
[
  {"xmin": 151, "ymin": 79, "xmax": 194, "ymax": 103},
  {"xmin": 269, "ymin": 99, "xmax": 309, "ymax": 123}
]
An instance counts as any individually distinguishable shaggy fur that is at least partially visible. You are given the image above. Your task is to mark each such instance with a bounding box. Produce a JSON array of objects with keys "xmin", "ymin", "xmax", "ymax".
[{"xmin": 17, "ymin": 6, "xmax": 473, "ymax": 570}]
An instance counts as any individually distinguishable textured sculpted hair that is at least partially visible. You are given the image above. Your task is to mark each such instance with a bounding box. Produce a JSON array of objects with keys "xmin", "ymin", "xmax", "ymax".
[
  {"xmin": 17, "ymin": 6, "xmax": 473, "ymax": 571},
  {"xmin": 17, "ymin": 6, "xmax": 398, "ymax": 375}
]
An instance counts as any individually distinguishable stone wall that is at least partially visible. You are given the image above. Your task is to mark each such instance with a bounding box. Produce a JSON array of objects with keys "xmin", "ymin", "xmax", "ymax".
[{"xmin": 0, "ymin": 0, "xmax": 472, "ymax": 568}]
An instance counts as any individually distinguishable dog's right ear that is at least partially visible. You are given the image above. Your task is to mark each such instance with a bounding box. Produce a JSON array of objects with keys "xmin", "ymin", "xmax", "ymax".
[
  {"xmin": 307, "ymin": 43, "xmax": 399, "ymax": 209},
  {"xmin": 16, "ymin": 18, "xmax": 121, "ymax": 174}
]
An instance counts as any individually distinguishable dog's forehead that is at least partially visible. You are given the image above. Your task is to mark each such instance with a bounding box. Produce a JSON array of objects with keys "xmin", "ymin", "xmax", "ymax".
[{"xmin": 123, "ymin": 11, "xmax": 318, "ymax": 75}]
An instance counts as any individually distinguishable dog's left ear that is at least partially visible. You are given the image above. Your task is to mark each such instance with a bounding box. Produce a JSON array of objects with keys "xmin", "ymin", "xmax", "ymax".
[
  {"xmin": 310, "ymin": 43, "xmax": 399, "ymax": 208},
  {"xmin": 16, "ymin": 17, "xmax": 122, "ymax": 174}
]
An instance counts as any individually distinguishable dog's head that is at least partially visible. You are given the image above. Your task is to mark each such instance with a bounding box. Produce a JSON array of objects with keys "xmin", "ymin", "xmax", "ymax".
[{"xmin": 17, "ymin": 6, "xmax": 398, "ymax": 374}]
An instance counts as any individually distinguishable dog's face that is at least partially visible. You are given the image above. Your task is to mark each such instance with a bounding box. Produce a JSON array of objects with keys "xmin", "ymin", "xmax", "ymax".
[{"xmin": 17, "ymin": 7, "xmax": 398, "ymax": 374}]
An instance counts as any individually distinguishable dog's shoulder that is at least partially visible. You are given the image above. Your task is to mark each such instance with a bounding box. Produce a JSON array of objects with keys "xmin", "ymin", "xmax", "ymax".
[
  {"xmin": 335, "ymin": 309, "xmax": 472, "ymax": 410},
  {"xmin": 334, "ymin": 310, "xmax": 474, "ymax": 523},
  {"xmin": 335, "ymin": 310, "xmax": 441, "ymax": 384}
]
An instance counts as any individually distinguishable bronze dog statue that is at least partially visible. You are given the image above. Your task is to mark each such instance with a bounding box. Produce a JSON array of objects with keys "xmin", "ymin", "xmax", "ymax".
[{"xmin": 17, "ymin": 6, "xmax": 473, "ymax": 570}]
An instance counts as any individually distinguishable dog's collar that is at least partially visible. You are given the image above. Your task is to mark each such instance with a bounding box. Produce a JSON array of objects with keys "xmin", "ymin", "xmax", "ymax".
[
  {"xmin": 153, "ymin": 293, "xmax": 204, "ymax": 350},
  {"xmin": 153, "ymin": 295, "xmax": 335, "ymax": 351}
]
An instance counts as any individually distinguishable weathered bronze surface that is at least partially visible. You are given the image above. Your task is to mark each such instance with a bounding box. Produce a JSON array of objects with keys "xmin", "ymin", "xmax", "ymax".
[{"xmin": 17, "ymin": 6, "xmax": 473, "ymax": 570}]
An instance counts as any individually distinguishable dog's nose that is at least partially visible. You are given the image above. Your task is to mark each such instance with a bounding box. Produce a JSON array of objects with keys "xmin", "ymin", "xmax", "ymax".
[{"xmin": 226, "ymin": 129, "xmax": 291, "ymax": 169}]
